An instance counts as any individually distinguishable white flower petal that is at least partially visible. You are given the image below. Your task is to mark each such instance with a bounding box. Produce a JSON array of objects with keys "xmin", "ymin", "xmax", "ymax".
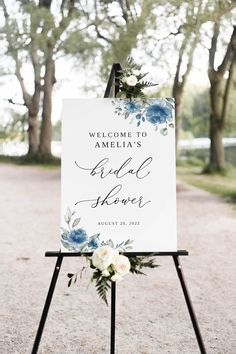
[
  {"xmin": 112, "ymin": 255, "xmax": 130, "ymax": 276},
  {"xmin": 102, "ymin": 269, "xmax": 110, "ymax": 277},
  {"xmin": 111, "ymin": 273, "xmax": 123, "ymax": 282},
  {"xmin": 132, "ymin": 69, "xmax": 140, "ymax": 76},
  {"xmin": 92, "ymin": 245, "xmax": 115, "ymax": 271},
  {"xmin": 126, "ymin": 75, "xmax": 138, "ymax": 86}
]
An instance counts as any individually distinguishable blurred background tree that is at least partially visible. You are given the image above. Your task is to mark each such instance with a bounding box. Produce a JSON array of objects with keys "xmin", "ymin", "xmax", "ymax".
[
  {"xmin": 0, "ymin": 0, "xmax": 235, "ymax": 172},
  {"xmin": 207, "ymin": 23, "xmax": 236, "ymax": 172}
]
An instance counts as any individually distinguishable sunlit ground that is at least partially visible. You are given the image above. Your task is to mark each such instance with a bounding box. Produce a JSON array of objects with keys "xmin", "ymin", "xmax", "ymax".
[{"xmin": 177, "ymin": 165, "xmax": 236, "ymax": 208}]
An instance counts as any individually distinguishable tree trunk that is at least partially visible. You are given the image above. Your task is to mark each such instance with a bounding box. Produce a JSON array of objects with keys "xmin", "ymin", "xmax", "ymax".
[
  {"xmin": 174, "ymin": 94, "xmax": 182, "ymax": 154},
  {"xmin": 39, "ymin": 45, "xmax": 55, "ymax": 157},
  {"xmin": 207, "ymin": 76, "xmax": 225, "ymax": 172},
  {"xmin": 207, "ymin": 25, "xmax": 236, "ymax": 173},
  {"xmin": 172, "ymin": 85, "xmax": 183, "ymax": 155},
  {"xmin": 27, "ymin": 112, "xmax": 38, "ymax": 154},
  {"xmin": 209, "ymin": 114, "xmax": 225, "ymax": 171}
]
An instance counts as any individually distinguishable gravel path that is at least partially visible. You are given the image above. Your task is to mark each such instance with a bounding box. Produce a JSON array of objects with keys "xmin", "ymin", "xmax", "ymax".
[{"xmin": 0, "ymin": 164, "xmax": 235, "ymax": 354}]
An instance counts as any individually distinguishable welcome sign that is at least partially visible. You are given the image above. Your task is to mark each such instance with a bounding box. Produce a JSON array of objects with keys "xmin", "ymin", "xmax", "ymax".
[{"xmin": 61, "ymin": 98, "xmax": 177, "ymax": 252}]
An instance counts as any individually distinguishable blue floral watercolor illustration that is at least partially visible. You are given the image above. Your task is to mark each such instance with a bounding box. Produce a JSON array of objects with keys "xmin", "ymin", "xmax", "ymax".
[
  {"xmin": 65, "ymin": 228, "xmax": 88, "ymax": 247},
  {"xmin": 61, "ymin": 207, "xmax": 133, "ymax": 252},
  {"xmin": 112, "ymin": 98, "xmax": 175, "ymax": 135},
  {"xmin": 61, "ymin": 207, "xmax": 101, "ymax": 251}
]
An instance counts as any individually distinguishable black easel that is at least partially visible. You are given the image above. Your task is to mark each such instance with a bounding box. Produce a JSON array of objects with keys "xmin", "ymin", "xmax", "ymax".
[{"xmin": 31, "ymin": 64, "xmax": 206, "ymax": 354}]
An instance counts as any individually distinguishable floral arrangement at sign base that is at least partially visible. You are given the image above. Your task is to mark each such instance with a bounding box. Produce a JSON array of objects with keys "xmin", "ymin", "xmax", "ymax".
[
  {"xmin": 64, "ymin": 58, "xmax": 165, "ymax": 304},
  {"xmin": 63, "ymin": 207, "xmax": 158, "ymax": 305},
  {"xmin": 68, "ymin": 244, "xmax": 158, "ymax": 305}
]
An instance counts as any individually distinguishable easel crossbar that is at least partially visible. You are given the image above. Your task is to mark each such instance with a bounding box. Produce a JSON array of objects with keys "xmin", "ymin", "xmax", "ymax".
[{"xmin": 45, "ymin": 250, "xmax": 189, "ymax": 257}]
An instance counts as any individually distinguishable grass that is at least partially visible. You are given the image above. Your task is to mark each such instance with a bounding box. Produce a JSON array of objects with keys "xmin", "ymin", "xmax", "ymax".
[
  {"xmin": 0, "ymin": 154, "xmax": 61, "ymax": 168},
  {"xmin": 177, "ymin": 162, "xmax": 236, "ymax": 207}
]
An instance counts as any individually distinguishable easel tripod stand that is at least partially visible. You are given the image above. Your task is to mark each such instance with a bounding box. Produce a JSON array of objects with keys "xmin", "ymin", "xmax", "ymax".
[{"xmin": 31, "ymin": 63, "xmax": 207, "ymax": 354}]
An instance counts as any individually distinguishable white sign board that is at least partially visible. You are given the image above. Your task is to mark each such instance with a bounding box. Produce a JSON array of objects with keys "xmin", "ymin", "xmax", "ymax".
[{"xmin": 61, "ymin": 98, "xmax": 177, "ymax": 252}]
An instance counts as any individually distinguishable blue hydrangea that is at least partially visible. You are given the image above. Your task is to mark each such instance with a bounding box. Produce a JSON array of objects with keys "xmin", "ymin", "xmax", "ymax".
[
  {"xmin": 66, "ymin": 228, "xmax": 87, "ymax": 247},
  {"xmin": 146, "ymin": 102, "xmax": 172, "ymax": 125},
  {"xmin": 88, "ymin": 236, "xmax": 100, "ymax": 249},
  {"xmin": 124, "ymin": 100, "xmax": 141, "ymax": 113}
]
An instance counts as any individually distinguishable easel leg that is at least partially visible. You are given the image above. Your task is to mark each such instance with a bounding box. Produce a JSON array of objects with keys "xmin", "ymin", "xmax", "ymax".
[
  {"xmin": 173, "ymin": 256, "xmax": 207, "ymax": 354},
  {"xmin": 110, "ymin": 281, "xmax": 116, "ymax": 354},
  {"xmin": 31, "ymin": 256, "xmax": 63, "ymax": 354}
]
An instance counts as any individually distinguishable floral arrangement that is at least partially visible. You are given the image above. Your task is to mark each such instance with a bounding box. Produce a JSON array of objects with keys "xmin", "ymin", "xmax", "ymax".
[
  {"xmin": 68, "ymin": 244, "xmax": 158, "ymax": 305},
  {"xmin": 117, "ymin": 57, "xmax": 157, "ymax": 99},
  {"xmin": 113, "ymin": 98, "xmax": 174, "ymax": 135},
  {"xmin": 62, "ymin": 208, "xmax": 158, "ymax": 305},
  {"xmin": 61, "ymin": 208, "xmax": 100, "ymax": 252},
  {"xmin": 112, "ymin": 57, "xmax": 175, "ymax": 135}
]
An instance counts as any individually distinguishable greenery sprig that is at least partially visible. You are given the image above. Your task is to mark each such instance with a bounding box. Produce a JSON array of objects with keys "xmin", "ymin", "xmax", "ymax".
[
  {"xmin": 67, "ymin": 249, "xmax": 159, "ymax": 305},
  {"xmin": 116, "ymin": 57, "xmax": 157, "ymax": 99}
]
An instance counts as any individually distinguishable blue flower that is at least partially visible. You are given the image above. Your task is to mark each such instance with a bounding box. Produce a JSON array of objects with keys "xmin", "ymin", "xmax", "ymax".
[
  {"xmin": 146, "ymin": 102, "xmax": 172, "ymax": 125},
  {"xmin": 88, "ymin": 235, "xmax": 100, "ymax": 249},
  {"xmin": 124, "ymin": 101, "xmax": 141, "ymax": 113},
  {"xmin": 66, "ymin": 228, "xmax": 87, "ymax": 247}
]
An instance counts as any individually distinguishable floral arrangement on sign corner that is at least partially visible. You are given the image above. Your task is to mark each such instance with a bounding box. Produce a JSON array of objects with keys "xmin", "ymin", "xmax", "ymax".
[
  {"xmin": 113, "ymin": 57, "xmax": 175, "ymax": 136},
  {"xmin": 116, "ymin": 57, "xmax": 157, "ymax": 99}
]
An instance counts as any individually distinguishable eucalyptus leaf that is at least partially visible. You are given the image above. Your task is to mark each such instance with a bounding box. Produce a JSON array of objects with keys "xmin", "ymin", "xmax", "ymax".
[
  {"xmin": 65, "ymin": 207, "xmax": 72, "ymax": 223},
  {"xmin": 61, "ymin": 239, "xmax": 74, "ymax": 251},
  {"xmin": 72, "ymin": 218, "xmax": 81, "ymax": 228},
  {"xmin": 61, "ymin": 227, "xmax": 69, "ymax": 235},
  {"xmin": 160, "ymin": 127, "xmax": 168, "ymax": 136},
  {"xmin": 61, "ymin": 232, "xmax": 68, "ymax": 240}
]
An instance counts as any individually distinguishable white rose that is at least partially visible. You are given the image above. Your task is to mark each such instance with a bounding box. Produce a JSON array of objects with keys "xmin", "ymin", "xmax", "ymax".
[
  {"xmin": 102, "ymin": 269, "xmax": 110, "ymax": 277},
  {"xmin": 121, "ymin": 76, "xmax": 127, "ymax": 83},
  {"xmin": 92, "ymin": 246, "xmax": 115, "ymax": 271},
  {"xmin": 132, "ymin": 69, "xmax": 140, "ymax": 76},
  {"xmin": 112, "ymin": 254, "xmax": 130, "ymax": 276},
  {"xmin": 111, "ymin": 273, "xmax": 123, "ymax": 282},
  {"xmin": 126, "ymin": 75, "xmax": 138, "ymax": 86}
]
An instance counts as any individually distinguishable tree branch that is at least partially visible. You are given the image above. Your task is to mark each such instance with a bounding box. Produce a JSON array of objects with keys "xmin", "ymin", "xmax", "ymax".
[
  {"xmin": 52, "ymin": 0, "xmax": 76, "ymax": 45},
  {"xmin": 94, "ymin": 0, "xmax": 112, "ymax": 44},
  {"xmin": 14, "ymin": 56, "xmax": 32, "ymax": 108},
  {"xmin": 218, "ymin": 26, "xmax": 236, "ymax": 75},
  {"xmin": 118, "ymin": 0, "xmax": 129, "ymax": 23},
  {"xmin": 173, "ymin": 32, "xmax": 191, "ymax": 93},
  {"xmin": 221, "ymin": 28, "xmax": 236, "ymax": 127},
  {"xmin": 4, "ymin": 98, "xmax": 26, "ymax": 106},
  {"xmin": 208, "ymin": 22, "xmax": 220, "ymax": 74}
]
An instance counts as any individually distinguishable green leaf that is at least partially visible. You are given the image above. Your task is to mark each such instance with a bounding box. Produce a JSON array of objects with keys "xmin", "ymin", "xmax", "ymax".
[
  {"xmin": 95, "ymin": 276, "xmax": 111, "ymax": 306},
  {"xmin": 61, "ymin": 239, "xmax": 75, "ymax": 251},
  {"xmin": 61, "ymin": 232, "xmax": 68, "ymax": 240},
  {"xmin": 72, "ymin": 218, "xmax": 81, "ymax": 228},
  {"xmin": 160, "ymin": 127, "xmax": 168, "ymax": 136},
  {"xmin": 65, "ymin": 207, "xmax": 72, "ymax": 223},
  {"xmin": 61, "ymin": 227, "xmax": 69, "ymax": 234}
]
